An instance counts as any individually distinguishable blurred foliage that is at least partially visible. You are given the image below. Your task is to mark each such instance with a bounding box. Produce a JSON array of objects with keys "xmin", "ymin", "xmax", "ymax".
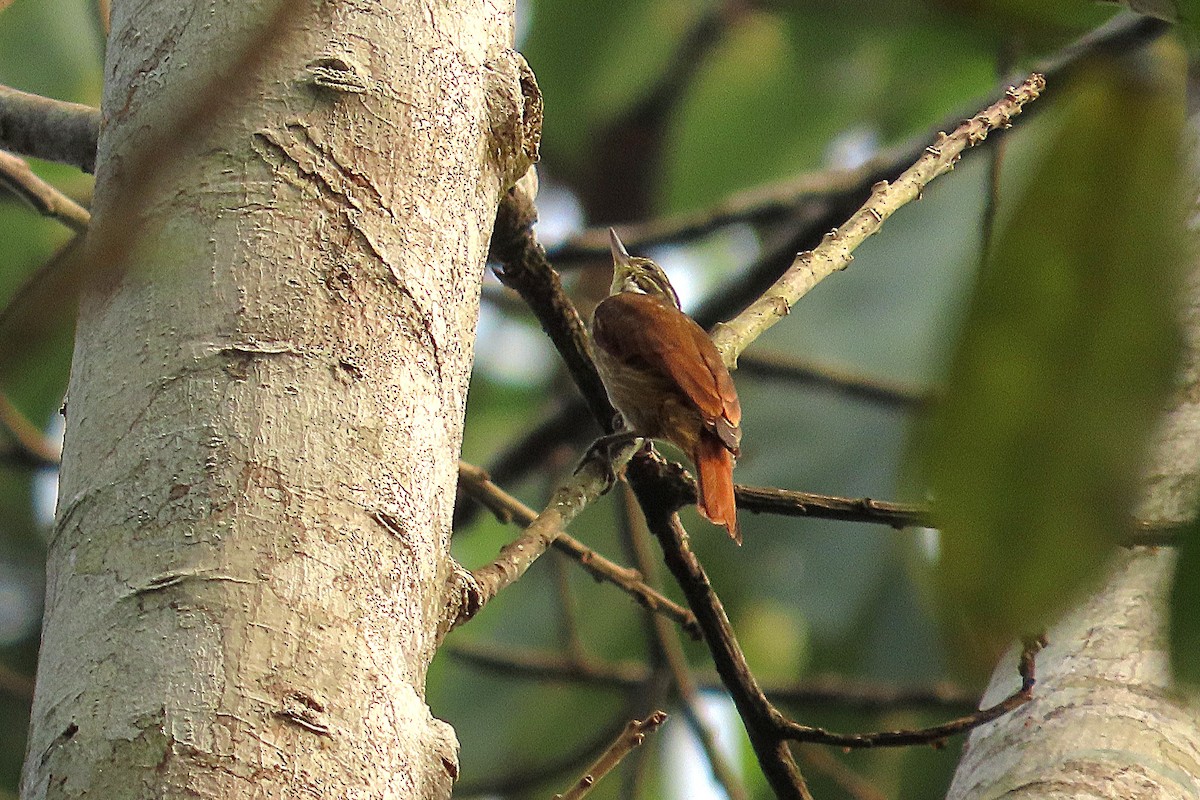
[
  {"xmin": 0, "ymin": 0, "xmax": 1194, "ymax": 799},
  {"xmin": 913, "ymin": 51, "xmax": 1186, "ymax": 673},
  {"xmin": 1171, "ymin": 515, "xmax": 1200, "ymax": 687}
]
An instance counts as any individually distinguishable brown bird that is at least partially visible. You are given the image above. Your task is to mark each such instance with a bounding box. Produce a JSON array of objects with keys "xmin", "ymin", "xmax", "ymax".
[{"xmin": 591, "ymin": 229, "xmax": 743, "ymax": 543}]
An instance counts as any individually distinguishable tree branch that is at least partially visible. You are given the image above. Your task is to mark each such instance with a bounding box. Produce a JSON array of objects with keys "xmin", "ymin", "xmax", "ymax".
[
  {"xmin": 452, "ymin": 458, "xmax": 702, "ymax": 639},
  {"xmin": 0, "ymin": 84, "xmax": 100, "ymax": 173},
  {"xmin": 710, "ymin": 73, "xmax": 1046, "ymax": 365},
  {"xmin": 552, "ymin": 711, "xmax": 668, "ymax": 800},
  {"xmin": 618, "ymin": 488, "xmax": 749, "ymax": 800},
  {"xmin": 0, "ymin": 150, "xmax": 91, "ymax": 232},
  {"xmin": 629, "ymin": 473, "xmax": 814, "ymax": 799},
  {"xmin": 547, "ymin": 14, "xmax": 1167, "ymax": 268},
  {"xmin": 445, "ymin": 642, "xmax": 979, "ymax": 712}
]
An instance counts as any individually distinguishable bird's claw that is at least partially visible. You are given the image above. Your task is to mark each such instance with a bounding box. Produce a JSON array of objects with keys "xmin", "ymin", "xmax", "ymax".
[{"xmin": 576, "ymin": 432, "xmax": 644, "ymax": 493}]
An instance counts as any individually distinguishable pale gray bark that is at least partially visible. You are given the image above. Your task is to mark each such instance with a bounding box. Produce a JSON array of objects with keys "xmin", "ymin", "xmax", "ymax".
[
  {"xmin": 20, "ymin": 1, "xmax": 537, "ymax": 797},
  {"xmin": 946, "ymin": 114, "xmax": 1200, "ymax": 800}
]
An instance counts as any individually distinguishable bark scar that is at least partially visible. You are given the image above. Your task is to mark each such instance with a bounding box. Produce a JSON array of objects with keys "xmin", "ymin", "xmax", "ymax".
[
  {"xmin": 124, "ymin": 569, "xmax": 255, "ymax": 598},
  {"xmin": 275, "ymin": 691, "xmax": 333, "ymax": 738},
  {"xmin": 304, "ymin": 56, "xmax": 371, "ymax": 94}
]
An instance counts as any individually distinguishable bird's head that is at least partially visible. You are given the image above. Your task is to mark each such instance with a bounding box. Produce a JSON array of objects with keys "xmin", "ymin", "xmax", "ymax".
[{"xmin": 608, "ymin": 228, "xmax": 681, "ymax": 310}]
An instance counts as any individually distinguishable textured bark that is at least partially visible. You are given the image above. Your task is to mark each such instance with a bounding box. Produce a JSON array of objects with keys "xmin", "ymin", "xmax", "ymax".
[
  {"xmin": 946, "ymin": 115, "xmax": 1200, "ymax": 800},
  {"xmin": 20, "ymin": 1, "xmax": 537, "ymax": 798}
]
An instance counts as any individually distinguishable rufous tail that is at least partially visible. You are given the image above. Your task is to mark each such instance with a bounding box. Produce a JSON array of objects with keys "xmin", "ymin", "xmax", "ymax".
[{"xmin": 694, "ymin": 433, "xmax": 740, "ymax": 544}]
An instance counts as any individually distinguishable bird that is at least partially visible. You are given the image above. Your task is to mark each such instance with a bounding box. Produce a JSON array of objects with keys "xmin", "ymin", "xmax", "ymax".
[{"xmin": 590, "ymin": 228, "xmax": 743, "ymax": 543}]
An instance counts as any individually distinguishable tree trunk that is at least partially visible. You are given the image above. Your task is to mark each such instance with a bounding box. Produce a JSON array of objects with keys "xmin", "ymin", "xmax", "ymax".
[{"xmin": 20, "ymin": 1, "xmax": 537, "ymax": 797}]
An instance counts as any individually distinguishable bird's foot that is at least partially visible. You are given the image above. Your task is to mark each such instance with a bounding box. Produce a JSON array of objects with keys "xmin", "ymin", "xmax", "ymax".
[{"xmin": 576, "ymin": 432, "xmax": 645, "ymax": 492}]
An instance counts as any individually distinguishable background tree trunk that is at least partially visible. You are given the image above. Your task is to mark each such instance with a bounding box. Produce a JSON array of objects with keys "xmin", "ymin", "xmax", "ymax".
[{"xmin": 19, "ymin": 1, "xmax": 536, "ymax": 797}]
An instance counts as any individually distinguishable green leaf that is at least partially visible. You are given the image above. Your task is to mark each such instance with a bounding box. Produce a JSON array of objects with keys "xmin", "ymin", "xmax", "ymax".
[
  {"xmin": 1171, "ymin": 516, "xmax": 1200, "ymax": 686},
  {"xmin": 915, "ymin": 53, "xmax": 1186, "ymax": 670}
]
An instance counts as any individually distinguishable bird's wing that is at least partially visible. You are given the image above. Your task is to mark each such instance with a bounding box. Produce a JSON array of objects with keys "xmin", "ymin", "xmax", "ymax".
[{"xmin": 593, "ymin": 293, "xmax": 741, "ymax": 441}]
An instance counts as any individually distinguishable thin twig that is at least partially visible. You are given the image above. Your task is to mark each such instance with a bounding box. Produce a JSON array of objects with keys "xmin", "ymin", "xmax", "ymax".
[
  {"xmin": 444, "ymin": 641, "xmax": 980, "ymax": 712},
  {"xmin": 738, "ymin": 349, "xmax": 929, "ymax": 411},
  {"xmin": 454, "ymin": 460, "xmax": 702, "ymax": 638},
  {"xmin": 777, "ymin": 687, "xmax": 1030, "ymax": 748},
  {"xmin": 0, "ymin": 391, "xmax": 60, "ymax": 467},
  {"xmin": 775, "ymin": 636, "xmax": 1042, "ymax": 749},
  {"xmin": 0, "ymin": 150, "xmax": 90, "ymax": 232},
  {"xmin": 552, "ymin": 711, "xmax": 669, "ymax": 800},
  {"xmin": 734, "ymin": 484, "xmax": 928, "ymax": 528}
]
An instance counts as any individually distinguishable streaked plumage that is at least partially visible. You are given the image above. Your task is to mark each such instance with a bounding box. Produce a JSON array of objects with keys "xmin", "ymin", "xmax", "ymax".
[{"xmin": 591, "ymin": 229, "xmax": 743, "ymax": 542}]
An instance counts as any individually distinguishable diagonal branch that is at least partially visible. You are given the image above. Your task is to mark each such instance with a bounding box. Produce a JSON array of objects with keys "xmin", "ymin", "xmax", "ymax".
[
  {"xmin": 629, "ymin": 475, "xmax": 813, "ymax": 799},
  {"xmin": 0, "ymin": 150, "xmax": 91, "ymax": 232},
  {"xmin": 552, "ymin": 711, "xmax": 668, "ymax": 800},
  {"xmin": 454, "ymin": 460, "xmax": 701, "ymax": 638},
  {"xmin": 711, "ymin": 73, "xmax": 1046, "ymax": 364},
  {"xmin": 617, "ymin": 487, "xmax": 749, "ymax": 800}
]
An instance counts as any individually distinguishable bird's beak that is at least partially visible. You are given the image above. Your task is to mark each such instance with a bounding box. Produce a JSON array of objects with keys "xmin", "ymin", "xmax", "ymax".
[{"xmin": 609, "ymin": 228, "xmax": 632, "ymax": 269}]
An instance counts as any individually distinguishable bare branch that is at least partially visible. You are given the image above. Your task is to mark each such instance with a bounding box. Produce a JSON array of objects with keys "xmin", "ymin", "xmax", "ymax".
[
  {"xmin": 553, "ymin": 711, "xmax": 668, "ymax": 800},
  {"xmin": 711, "ymin": 73, "xmax": 1047, "ymax": 365},
  {"xmin": 445, "ymin": 641, "xmax": 980, "ymax": 712},
  {"xmin": 629, "ymin": 470, "xmax": 814, "ymax": 799},
  {"xmin": 619, "ymin": 490, "xmax": 749, "ymax": 800},
  {"xmin": 453, "ymin": 459, "xmax": 702, "ymax": 639},
  {"xmin": 0, "ymin": 391, "xmax": 60, "ymax": 467},
  {"xmin": 0, "ymin": 84, "xmax": 100, "ymax": 172},
  {"xmin": 776, "ymin": 637, "xmax": 1042, "ymax": 749},
  {"xmin": 0, "ymin": 150, "xmax": 91, "ymax": 232}
]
